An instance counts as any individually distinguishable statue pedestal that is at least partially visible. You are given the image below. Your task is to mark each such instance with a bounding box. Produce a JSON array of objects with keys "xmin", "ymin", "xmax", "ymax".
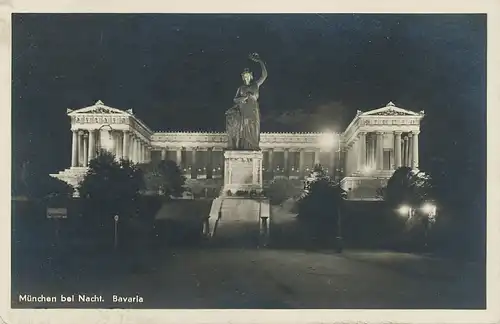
[{"xmin": 223, "ymin": 150, "xmax": 263, "ymax": 195}]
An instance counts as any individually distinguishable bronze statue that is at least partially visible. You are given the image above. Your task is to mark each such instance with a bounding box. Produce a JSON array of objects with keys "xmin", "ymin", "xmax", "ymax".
[
  {"xmin": 225, "ymin": 105, "xmax": 241, "ymax": 149},
  {"xmin": 225, "ymin": 52, "xmax": 267, "ymax": 150}
]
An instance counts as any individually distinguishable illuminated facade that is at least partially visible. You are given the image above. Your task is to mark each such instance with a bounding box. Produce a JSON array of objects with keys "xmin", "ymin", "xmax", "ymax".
[{"xmin": 51, "ymin": 100, "xmax": 424, "ymax": 199}]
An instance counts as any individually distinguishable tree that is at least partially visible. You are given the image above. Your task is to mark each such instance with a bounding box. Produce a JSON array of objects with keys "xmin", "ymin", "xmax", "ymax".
[
  {"xmin": 384, "ymin": 167, "xmax": 433, "ymax": 208},
  {"xmin": 78, "ymin": 150, "xmax": 144, "ymax": 218},
  {"xmin": 267, "ymin": 178, "xmax": 302, "ymax": 205},
  {"xmin": 140, "ymin": 160, "xmax": 186, "ymax": 197},
  {"xmin": 13, "ymin": 159, "xmax": 73, "ymax": 199},
  {"xmin": 383, "ymin": 167, "xmax": 436, "ymax": 250},
  {"xmin": 297, "ymin": 165, "xmax": 346, "ymax": 223},
  {"xmin": 296, "ymin": 165, "xmax": 347, "ymax": 247}
]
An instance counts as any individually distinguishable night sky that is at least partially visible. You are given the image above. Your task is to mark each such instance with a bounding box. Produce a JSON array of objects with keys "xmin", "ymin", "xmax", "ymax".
[{"xmin": 12, "ymin": 14, "xmax": 486, "ymax": 210}]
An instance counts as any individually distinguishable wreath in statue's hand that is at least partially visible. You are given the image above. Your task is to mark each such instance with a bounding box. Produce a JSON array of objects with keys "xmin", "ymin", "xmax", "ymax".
[{"xmin": 249, "ymin": 52, "xmax": 261, "ymax": 62}]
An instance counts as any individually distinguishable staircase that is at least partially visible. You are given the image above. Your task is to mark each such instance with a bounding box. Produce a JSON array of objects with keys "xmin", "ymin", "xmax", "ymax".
[
  {"xmin": 49, "ymin": 167, "xmax": 88, "ymax": 196},
  {"xmin": 208, "ymin": 197, "xmax": 264, "ymax": 247}
]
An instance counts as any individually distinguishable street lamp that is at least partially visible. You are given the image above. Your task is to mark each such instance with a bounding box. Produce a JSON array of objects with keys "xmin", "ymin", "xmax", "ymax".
[
  {"xmin": 397, "ymin": 204, "xmax": 412, "ymax": 218},
  {"xmin": 113, "ymin": 214, "xmax": 119, "ymax": 250},
  {"xmin": 320, "ymin": 130, "xmax": 344, "ymax": 253},
  {"xmin": 420, "ymin": 202, "xmax": 437, "ymax": 249},
  {"xmin": 398, "ymin": 202, "xmax": 437, "ymax": 249}
]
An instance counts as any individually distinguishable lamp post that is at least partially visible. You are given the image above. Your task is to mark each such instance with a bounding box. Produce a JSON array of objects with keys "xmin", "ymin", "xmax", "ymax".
[
  {"xmin": 319, "ymin": 131, "xmax": 344, "ymax": 253},
  {"xmin": 421, "ymin": 202, "xmax": 437, "ymax": 249},
  {"xmin": 336, "ymin": 134, "xmax": 344, "ymax": 252},
  {"xmin": 114, "ymin": 214, "xmax": 119, "ymax": 250}
]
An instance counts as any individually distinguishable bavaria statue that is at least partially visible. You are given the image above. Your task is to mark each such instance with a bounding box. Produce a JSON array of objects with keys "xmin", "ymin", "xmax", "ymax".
[{"xmin": 226, "ymin": 52, "xmax": 268, "ymax": 150}]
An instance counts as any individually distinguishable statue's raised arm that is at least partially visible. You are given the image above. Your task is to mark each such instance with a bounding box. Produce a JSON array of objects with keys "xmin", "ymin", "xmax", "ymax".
[{"xmin": 249, "ymin": 53, "xmax": 267, "ymax": 87}]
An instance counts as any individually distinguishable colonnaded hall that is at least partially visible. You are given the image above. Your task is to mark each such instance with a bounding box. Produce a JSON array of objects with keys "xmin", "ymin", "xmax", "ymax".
[{"xmin": 51, "ymin": 100, "xmax": 424, "ymax": 200}]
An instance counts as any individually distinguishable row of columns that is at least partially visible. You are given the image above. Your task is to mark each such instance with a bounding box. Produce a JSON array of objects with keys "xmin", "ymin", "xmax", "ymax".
[
  {"xmin": 345, "ymin": 130, "xmax": 419, "ymax": 175},
  {"xmin": 71, "ymin": 129, "xmax": 151, "ymax": 167},
  {"xmin": 265, "ymin": 148, "xmax": 336, "ymax": 178},
  {"xmin": 157, "ymin": 147, "xmax": 337, "ymax": 180},
  {"xmin": 159, "ymin": 147, "xmax": 221, "ymax": 180}
]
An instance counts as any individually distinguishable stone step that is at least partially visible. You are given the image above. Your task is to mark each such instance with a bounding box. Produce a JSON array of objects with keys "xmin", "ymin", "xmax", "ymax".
[{"xmin": 207, "ymin": 198, "xmax": 270, "ymax": 246}]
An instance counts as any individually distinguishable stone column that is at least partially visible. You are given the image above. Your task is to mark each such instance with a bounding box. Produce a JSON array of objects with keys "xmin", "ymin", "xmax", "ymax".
[
  {"xmin": 161, "ymin": 148, "xmax": 167, "ymax": 161},
  {"xmin": 130, "ymin": 137, "xmax": 135, "ymax": 162},
  {"xmin": 140, "ymin": 142, "xmax": 145, "ymax": 163},
  {"xmin": 191, "ymin": 148, "xmax": 197, "ymax": 179},
  {"xmin": 83, "ymin": 133, "xmax": 89, "ymax": 167},
  {"xmin": 368, "ymin": 134, "xmax": 374, "ymax": 169},
  {"xmin": 344, "ymin": 145, "xmax": 350, "ymax": 176},
  {"xmin": 268, "ymin": 148, "xmax": 274, "ymax": 179},
  {"xmin": 78, "ymin": 131, "xmax": 85, "ymax": 166},
  {"xmin": 71, "ymin": 130, "xmax": 78, "ymax": 167},
  {"xmin": 358, "ymin": 132, "xmax": 366, "ymax": 172},
  {"xmin": 88, "ymin": 130, "xmax": 96, "ymax": 162},
  {"xmin": 207, "ymin": 147, "xmax": 213, "ymax": 179},
  {"xmin": 284, "ymin": 148, "xmax": 289, "ymax": 178},
  {"xmin": 122, "ymin": 131, "xmax": 129, "ymax": 160},
  {"xmin": 352, "ymin": 139, "xmax": 358, "ymax": 174},
  {"xmin": 135, "ymin": 141, "xmax": 140, "ymax": 163},
  {"xmin": 412, "ymin": 131, "xmax": 420, "ymax": 169},
  {"xmin": 176, "ymin": 148, "xmax": 182, "ymax": 167},
  {"xmin": 407, "ymin": 133, "xmax": 413, "ymax": 169},
  {"xmin": 299, "ymin": 149, "xmax": 305, "ymax": 178},
  {"xmin": 129, "ymin": 136, "xmax": 135, "ymax": 162},
  {"xmin": 314, "ymin": 149, "xmax": 320, "ymax": 166},
  {"xmin": 115, "ymin": 133, "xmax": 123, "ymax": 160},
  {"xmin": 376, "ymin": 132, "xmax": 384, "ymax": 170},
  {"xmin": 135, "ymin": 138, "xmax": 141, "ymax": 163},
  {"xmin": 403, "ymin": 136, "xmax": 409, "ymax": 167},
  {"xmin": 394, "ymin": 131, "xmax": 402, "ymax": 169}
]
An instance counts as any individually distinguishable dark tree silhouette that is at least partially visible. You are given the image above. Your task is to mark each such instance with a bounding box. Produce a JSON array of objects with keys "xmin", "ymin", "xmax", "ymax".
[
  {"xmin": 140, "ymin": 159, "xmax": 186, "ymax": 197},
  {"xmin": 78, "ymin": 150, "xmax": 144, "ymax": 219},
  {"xmin": 384, "ymin": 166, "xmax": 433, "ymax": 208},
  {"xmin": 297, "ymin": 165, "xmax": 347, "ymax": 247},
  {"xmin": 13, "ymin": 159, "xmax": 73, "ymax": 199}
]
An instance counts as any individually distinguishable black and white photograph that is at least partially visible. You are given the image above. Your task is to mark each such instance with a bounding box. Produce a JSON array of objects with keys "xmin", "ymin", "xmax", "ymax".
[{"xmin": 5, "ymin": 3, "xmax": 499, "ymax": 322}]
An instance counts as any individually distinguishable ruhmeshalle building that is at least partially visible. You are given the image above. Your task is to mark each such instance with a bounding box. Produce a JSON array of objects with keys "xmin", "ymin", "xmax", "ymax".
[{"xmin": 51, "ymin": 100, "xmax": 424, "ymax": 200}]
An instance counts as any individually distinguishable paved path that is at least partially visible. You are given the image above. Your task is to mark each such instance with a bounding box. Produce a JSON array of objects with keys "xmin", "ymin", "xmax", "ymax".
[{"xmin": 12, "ymin": 247, "xmax": 484, "ymax": 309}]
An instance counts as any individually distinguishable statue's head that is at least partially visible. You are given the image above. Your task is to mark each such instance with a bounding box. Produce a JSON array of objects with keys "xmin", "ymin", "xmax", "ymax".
[{"xmin": 241, "ymin": 68, "xmax": 253, "ymax": 85}]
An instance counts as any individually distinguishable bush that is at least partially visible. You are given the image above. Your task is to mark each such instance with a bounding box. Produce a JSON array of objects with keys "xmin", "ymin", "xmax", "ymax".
[
  {"xmin": 140, "ymin": 159, "xmax": 186, "ymax": 197},
  {"xmin": 267, "ymin": 178, "xmax": 302, "ymax": 205},
  {"xmin": 296, "ymin": 165, "xmax": 346, "ymax": 247},
  {"xmin": 78, "ymin": 150, "xmax": 144, "ymax": 221}
]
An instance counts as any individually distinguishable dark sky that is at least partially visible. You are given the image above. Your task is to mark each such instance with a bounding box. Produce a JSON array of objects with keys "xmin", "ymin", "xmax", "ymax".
[{"xmin": 12, "ymin": 14, "xmax": 486, "ymax": 208}]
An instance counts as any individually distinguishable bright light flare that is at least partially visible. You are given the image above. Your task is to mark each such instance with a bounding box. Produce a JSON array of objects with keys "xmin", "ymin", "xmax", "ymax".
[
  {"xmin": 421, "ymin": 202, "xmax": 436, "ymax": 215},
  {"xmin": 319, "ymin": 132, "xmax": 336, "ymax": 149},
  {"xmin": 398, "ymin": 205, "xmax": 411, "ymax": 216}
]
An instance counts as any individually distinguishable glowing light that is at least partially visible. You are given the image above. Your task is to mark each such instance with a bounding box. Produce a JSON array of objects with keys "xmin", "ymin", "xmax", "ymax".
[
  {"xmin": 319, "ymin": 132, "xmax": 336, "ymax": 149},
  {"xmin": 398, "ymin": 205, "xmax": 411, "ymax": 216},
  {"xmin": 421, "ymin": 202, "xmax": 436, "ymax": 215}
]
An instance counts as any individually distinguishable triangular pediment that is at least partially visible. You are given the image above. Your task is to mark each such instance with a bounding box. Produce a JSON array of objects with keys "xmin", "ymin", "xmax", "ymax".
[
  {"xmin": 67, "ymin": 100, "xmax": 130, "ymax": 115},
  {"xmin": 361, "ymin": 102, "xmax": 424, "ymax": 117}
]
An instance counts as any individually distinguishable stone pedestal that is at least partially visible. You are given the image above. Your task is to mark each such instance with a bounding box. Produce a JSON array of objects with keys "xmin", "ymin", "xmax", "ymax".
[{"xmin": 223, "ymin": 150, "xmax": 263, "ymax": 195}]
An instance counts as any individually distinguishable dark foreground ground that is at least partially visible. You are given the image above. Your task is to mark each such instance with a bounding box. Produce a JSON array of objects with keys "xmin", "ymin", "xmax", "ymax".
[{"xmin": 12, "ymin": 245, "xmax": 485, "ymax": 309}]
